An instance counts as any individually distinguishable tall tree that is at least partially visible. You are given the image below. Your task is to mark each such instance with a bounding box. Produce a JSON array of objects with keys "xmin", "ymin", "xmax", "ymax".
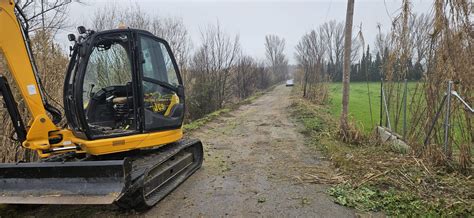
[
  {"xmin": 264, "ymin": 35, "xmax": 288, "ymax": 83},
  {"xmin": 321, "ymin": 20, "xmax": 344, "ymax": 81},
  {"xmin": 340, "ymin": 0, "xmax": 355, "ymax": 139},
  {"xmin": 295, "ymin": 29, "xmax": 326, "ymax": 100},
  {"xmin": 189, "ymin": 22, "xmax": 240, "ymax": 117}
]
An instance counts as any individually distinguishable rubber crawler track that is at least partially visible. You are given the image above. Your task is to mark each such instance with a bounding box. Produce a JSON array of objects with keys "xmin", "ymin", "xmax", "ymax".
[{"xmin": 115, "ymin": 139, "xmax": 204, "ymax": 210}]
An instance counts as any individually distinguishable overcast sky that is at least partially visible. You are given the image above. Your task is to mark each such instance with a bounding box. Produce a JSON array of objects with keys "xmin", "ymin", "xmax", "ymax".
[{"xmin": 62, "ymin": 0, "xmax": 433, "ymax": 64}]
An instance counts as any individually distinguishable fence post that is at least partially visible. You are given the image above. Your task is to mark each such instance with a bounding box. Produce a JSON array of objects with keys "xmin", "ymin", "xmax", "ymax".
[
  {"xmin": 380, "ymin": 78, "xmax": 383, "ymax": 127},
  {"xmin": 403, "ymin": 79, "xmax": 408, "ymax": 140},
  {"xmin": 424, "ymin": 94, "xmax": 447, "ymax": 147},
  {"xmin": 382, "ymin": 85, "xmax": 391, "ymax": 130},
  {"xmin": 443, "ymin": 80, "xmax": 452, "ymax": 158}
]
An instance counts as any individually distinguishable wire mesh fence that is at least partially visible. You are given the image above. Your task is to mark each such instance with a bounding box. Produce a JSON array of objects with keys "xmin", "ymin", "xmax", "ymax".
[{"xmin": 380, "ymin": 79, "xmax": 473, "ymax": 170}]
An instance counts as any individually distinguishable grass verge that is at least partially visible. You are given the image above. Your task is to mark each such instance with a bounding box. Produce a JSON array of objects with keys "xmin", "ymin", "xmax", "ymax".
[
  {"xmin": 184, "ymin": 108, "xmax": 232, "ymax": 131},
  {"xmin": 290, "ymin": 91, "xmax": 473, "ymax": 216}
]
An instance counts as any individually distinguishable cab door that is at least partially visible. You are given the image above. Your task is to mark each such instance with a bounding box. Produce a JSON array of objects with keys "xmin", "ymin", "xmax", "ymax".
[{"xmin": 138, "ymin": 33, "xmax": 185, "ymax": 131}]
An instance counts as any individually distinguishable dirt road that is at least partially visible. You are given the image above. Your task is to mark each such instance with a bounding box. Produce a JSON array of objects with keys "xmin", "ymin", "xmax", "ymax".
[{"xmin": 3, "ymin": 85, "xmax": 354, "ymax": 217}]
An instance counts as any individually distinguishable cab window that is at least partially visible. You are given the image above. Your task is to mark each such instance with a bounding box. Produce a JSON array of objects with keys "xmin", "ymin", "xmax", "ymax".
[
  {"xmin": 82, "ymin": 33, "xmax": 136, "ymax": 136},
  {"xmin": 140, "ymin": 36, "xmax": 182, "ymax": 130}
]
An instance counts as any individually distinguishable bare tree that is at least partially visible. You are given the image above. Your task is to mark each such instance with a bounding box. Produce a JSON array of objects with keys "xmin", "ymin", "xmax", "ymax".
[
  {"xmin": 374, "ymin": 24, "xmax": 391, "ymax": 59},
  {"xmin": 340, "ymin": 0, "xmax": 355, "ymax": 139},
  {"xmin": 90, "ymin": 5, "xmax": 192, "ymax": 85},
  {"xmin": 150, "ymin": 17, "xmax": 192, "ymax": 85},
  {"xmin": 411, "ymin": 13, "xmax": 433, "ymax": 66},
  {"xmin": 15, "ymin": 0, "xmax": 81, "ymax": 33},
  {"xmin": 295, "ymin": 29, "xmax": 327, "ymax": 101},
  {"xmin": 295, "ymin": 36, "xmax": 311, "ymax": 97},
  {"xmin": 254, "ymin": 60, "xmax": 271, "ymax": 90},
  {"xmin": 91, "ymin": 3, "xmax": 150, "ymax": 31},
  {"xmin": 188, "ymin": 22, "xmax": 240, "ymax": 118},
  {"xmin": 234, "ymin": 56, "xmax": 271, "ymax": 99},
  {"xmin": 265, "ymin": 35, "xmax": 288, "ymax": 83},
  {"xmin": 321, "ymin": 20, "xmax": 344, "ymax": 80},
  {"xmin": 234, "ymin": 55, "xmax": 256, "ymax": 99}
]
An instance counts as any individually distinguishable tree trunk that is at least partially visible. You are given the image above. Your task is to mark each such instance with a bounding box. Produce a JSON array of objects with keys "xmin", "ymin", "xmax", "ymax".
[
  {"xmin": 340, "ymin": 0, "xmax": 355, "ymax": 137},
  {"xmin": 303, "ymin": 67, "xmax": 308, "ymax": 97}
]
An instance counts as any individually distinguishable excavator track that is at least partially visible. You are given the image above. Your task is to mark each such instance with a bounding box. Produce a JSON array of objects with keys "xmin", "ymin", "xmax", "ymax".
[
  {"xmin": 0, "ymin": 139, "xmax": 203, "ymax": 209},
  {"xmin": 116, "ymin": 139, "xmax": 204, "ymax": 210}
]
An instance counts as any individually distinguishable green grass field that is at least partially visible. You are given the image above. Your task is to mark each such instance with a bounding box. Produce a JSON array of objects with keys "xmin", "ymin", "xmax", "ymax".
[
  {"xmin": 328, "ymin": 82, "xmax": 421, "ymax": 134},
  {"xmin": 327, "ymin": 82, "xmax": 471, "ymax": 158},
  {"xmin": 329, "ymin": 82, "xmax": 381, "ymax": 133}
]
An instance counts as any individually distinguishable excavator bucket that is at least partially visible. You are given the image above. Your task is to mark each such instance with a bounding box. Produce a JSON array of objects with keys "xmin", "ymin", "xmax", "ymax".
[{"xmin": 0, "ymin": 160, "xmax": 132, "ymax": 205}]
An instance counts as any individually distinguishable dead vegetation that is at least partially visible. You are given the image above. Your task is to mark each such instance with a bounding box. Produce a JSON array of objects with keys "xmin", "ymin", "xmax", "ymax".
[
  {"xmin": 293, "ymin": 166, "xmax": 346, "ymax": 185},
  {"xmin": 290, "ymin": 92, "xmax": 473, "ymax": 216},
  {"xmin": 0, "ymin": 31, "xmax": 68, "ymax": 163},
  {"xmin": 379, "ymin": 0, "xmax": 473, "ymax": 172},
  {"xmin": 0, "ymin": 1, "xmax": 74, "ymax": 163}
]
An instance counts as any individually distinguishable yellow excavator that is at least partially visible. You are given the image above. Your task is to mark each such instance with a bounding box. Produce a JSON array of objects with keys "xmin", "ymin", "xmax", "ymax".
[{"xmin": 0, "ymin": 0, "xmax": 203, "ymax": 209}]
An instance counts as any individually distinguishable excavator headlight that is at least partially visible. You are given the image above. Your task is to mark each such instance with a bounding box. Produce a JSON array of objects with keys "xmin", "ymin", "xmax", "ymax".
[
  {"xmin": 67, "ymin": 33, "xmax": 76, "ymax": 42},
  {"xmin": 77, "ymin": 26, "xmax": 86, "ymax": 34}
]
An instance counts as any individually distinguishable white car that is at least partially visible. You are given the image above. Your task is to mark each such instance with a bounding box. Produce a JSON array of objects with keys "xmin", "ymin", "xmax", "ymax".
[{"xmin": 286, "ymin": 79, "xmax": 294, "ymax": 87}]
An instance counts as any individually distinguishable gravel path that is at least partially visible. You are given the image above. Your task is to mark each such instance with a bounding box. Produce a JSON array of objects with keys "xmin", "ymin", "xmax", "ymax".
[{"xmin": 147, "ymin": 85, "xmax": 353, "ymax": 217}]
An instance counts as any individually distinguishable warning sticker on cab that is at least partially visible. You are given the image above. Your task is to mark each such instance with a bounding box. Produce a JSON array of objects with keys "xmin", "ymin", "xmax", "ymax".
[{"xmin": 27, "ymin": 84, "xmax": 37, "ymax": 95}]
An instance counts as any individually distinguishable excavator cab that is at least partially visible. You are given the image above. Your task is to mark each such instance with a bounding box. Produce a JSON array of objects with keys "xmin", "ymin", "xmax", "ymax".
[{"xmin": 64, "ymin": 29, "xmax": 185, "ymax": 140}]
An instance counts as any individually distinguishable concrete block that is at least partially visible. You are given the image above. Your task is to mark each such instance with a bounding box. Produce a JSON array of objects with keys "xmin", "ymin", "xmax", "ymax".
[{"xmin": 376, "ymin": 126, "xmax": 411, "ymax": 154}]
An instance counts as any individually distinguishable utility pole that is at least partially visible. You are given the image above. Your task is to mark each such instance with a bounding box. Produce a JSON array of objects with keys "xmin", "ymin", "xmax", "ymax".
[
  {"xmin": 41, "ymin": 0, "xmax": 45, "ymax": 29},
  {"xmin": 340, "ymin": 0, "xmax": 355, "ymax": 139}
]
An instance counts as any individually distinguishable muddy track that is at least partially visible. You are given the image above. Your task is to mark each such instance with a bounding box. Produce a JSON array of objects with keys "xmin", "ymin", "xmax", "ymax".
[{"xmin": 2, "ymin": 85, "xmax": 354, "ymax": 217}]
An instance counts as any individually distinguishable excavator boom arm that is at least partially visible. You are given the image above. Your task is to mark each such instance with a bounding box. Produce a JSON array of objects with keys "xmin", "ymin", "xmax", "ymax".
[
  {"xmin": 0, "ymin": 0, "xmax": 47, "ymax": 117},
  {"xmin": 0, "ymin": 0, "xmax": 58, "ymax": 153}
]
